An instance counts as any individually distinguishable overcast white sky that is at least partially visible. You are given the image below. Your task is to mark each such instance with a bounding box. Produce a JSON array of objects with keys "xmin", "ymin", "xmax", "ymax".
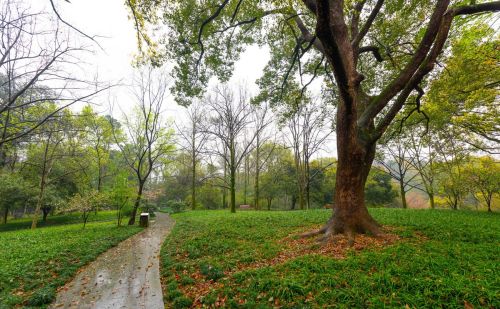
[
  {"xmin": 32, "ymin": 0, "xmax": 336, "ymax": 157},
  {"xmin": 38, "ymin": 0, "xmax": 270, "ymax": 113}
]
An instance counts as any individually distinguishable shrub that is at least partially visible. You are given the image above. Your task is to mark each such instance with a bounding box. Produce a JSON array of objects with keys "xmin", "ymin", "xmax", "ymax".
[{"xmin": 167, "ymin": 200, "xmax": 187, "ymax": 213}]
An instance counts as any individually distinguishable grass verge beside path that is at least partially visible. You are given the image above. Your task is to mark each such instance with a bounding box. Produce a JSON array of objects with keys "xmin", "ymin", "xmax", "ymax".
[
  {"xmin": 160, "ymin": 209, "xmax": 499, "ymax": 308},
  {"xmin": 0, "ymin": 221, "xmax": 142, "ymax": 308},
  {"xmin": 0, "ymin": 210, "xmax": 119, "ymax": 232}
]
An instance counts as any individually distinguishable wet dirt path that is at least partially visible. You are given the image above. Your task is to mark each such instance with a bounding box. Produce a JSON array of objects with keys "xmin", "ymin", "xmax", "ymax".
[{"xmin": 51, "ymin": 213, "xmax": 174, "ymax": 309}]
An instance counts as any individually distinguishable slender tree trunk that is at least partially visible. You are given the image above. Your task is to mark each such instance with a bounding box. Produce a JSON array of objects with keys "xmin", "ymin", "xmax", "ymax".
[
  {"xmin": 129, "ymin": 181, "xmax": 144, "ymax": 225},
  {"xmin": 428, "ymin": 192, "xmax": 435, "ymax": 209},
  {"xmin": 229, "ymin": 145, "xmax": 236, "ymax": 213},
  {"xmin": 267, "ymin": 197, "xmax": 272, "ymax": 210},
  {"xmin": 0, "ymin": 110, "xmax": 11, "ymax": 168},
  {"xmin": 230, "ymin": 167, "xmax": 236, "ymax": 213},
  {"xmin": 254, "ymin": 134, "xmax": 260, "ymax": 209},
  {"xmin": 97, "ymin": 156, "xmax": 103, "ymax": 193},
  {"xmin": 0, "ymin": 147, "xmax": 6, "ymax": 168},
  {"xmin": 191, "ymin": 151, "xmax": 196, "ymax": 210},
  {"xmin": 96, "ymin": 164, "xmax": 102, "ymax": 215},
  {"xmin": 31, "ymin": 176, "xmax": 47, "ymax": 229},
  {"xmin": 399, "ymin": 179, "xmax": 407, "ymax": 209},
  {"xmin": 3, "ymin": 206, "xmax": 8, "ymax": 224},
  {"xmin": 451, "ymin": 195, "xmax": 458, "ymax": 210},
  {"xmin": 222, "ymin": 160, "xmax": 227, "ymax": 209},
  {"xmin": 243, "ymin": 156, "xmax": 248, "ymax": 205},
  {"xmin": 305, "ymin": 157, "xmax": 311, "ymax": 209},
  {"xmin": 191, "ymin": 124, "xmax": 197, "ymax": 210}
]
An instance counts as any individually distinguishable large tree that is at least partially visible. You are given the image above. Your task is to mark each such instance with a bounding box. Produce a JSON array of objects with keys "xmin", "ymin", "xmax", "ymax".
[{"xmin": 127, "ymin": 0, "xmax": 500, "ymax": 240}]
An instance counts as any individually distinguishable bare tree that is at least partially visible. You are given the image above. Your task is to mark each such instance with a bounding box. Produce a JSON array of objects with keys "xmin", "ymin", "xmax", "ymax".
[
  {"xmin": 376, "ymin": 137, "xmax": 422, "ymax": 209},
  {"xmin": 113, "ymin": 68, "xmax": 174, "ymax": 225},
  {"xmin": 433, "ymin": 129, "xmax": 470, "ymax": 210},
  {"xmin": 283, "ymin": 98, "xmax": 334, "ymax": 209},
  {"xmin": 202, "ymin": 84, "xmax": 267, "ymax": 213},
  {"xmin": 0, "ymin": 0, "xmax": 109, "ymax": 165},
  {"xmin": 176, "ymin": 101, "xmax": 209, "ymax": 210},
  {"xmin": 407, "ymin": 129, "xmax": 438, "ymax": 209},
  {"xmin": 251, "ymin": 103, "xmax": 273, "ymax": 210}
]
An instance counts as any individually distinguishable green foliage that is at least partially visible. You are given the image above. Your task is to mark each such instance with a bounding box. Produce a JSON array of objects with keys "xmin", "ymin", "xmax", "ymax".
[
  {"xmin": 365, "ymin": 168, "xmax": 398, "ymax": 207},
  {"xmin": 160, "ymin": 209, "xmax": 499, "ymax": 308},
  {"xmin": 0, "ymin": 220, "xmax": 142, "ymax": 307},
  {"xmin": 197, "ymin": 184, "xmax": 220, "ymax": 210},
  {"xmin": 462, "ymin": 156, "xmax": 500, "ymax": 211},
  {"xmin": 67, "ymin": 191, "xmax": 110, "ymax": 227},
  {"xmin": 422, "ymin": 21, "xmax": 499, "ymax": 147},
  {"xmin": 166, "ymin": 200, "xmax": 187, "ymax": 214},
  {"xmin": 0, "ymin": 173, "xmax": 33, "ymax": 223}
]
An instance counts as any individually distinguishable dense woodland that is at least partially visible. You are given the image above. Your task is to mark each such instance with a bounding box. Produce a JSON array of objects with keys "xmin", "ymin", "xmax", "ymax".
[{"xmin": 0, "ymin": 0, "xmax": 499, "ymax": 230}]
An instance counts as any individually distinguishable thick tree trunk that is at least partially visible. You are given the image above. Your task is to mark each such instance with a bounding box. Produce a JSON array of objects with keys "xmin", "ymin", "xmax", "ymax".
[
  {"xmin": 305, "ymin": 103, "xmax": 381, "ymax": 242},
  {"xmin": 128, "ymin": 182, "xmax": 144, "ymax": 225},
  {"xmin": 327, "ymin": 144, "xmax": 380, "ymax": 237}
]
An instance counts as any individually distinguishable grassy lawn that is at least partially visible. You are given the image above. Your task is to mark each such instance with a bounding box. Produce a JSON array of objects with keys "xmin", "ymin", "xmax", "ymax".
[
  {"xmin": 0, "ymin": 210, "xmax": 119, "ymax": 232},
  {"xmin": 0, "ymin": 219, "xmax": 142, "ymax": 308},
  {"xmin": 160, "ymin": 209, "xmax": 499, "ymax": 308}
]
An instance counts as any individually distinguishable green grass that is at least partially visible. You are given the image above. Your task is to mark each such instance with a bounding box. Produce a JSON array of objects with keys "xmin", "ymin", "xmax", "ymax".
[
  {"xmin": 0, "ymin": 219, "xmax": 142, "ymax": 308},
  {"xmin": 0, "ymin": 210, "xmax": 119, "ymax": 232},
  {"xmin": 160, "ymin": 209, "xmax": 500, "ymax": 308}
]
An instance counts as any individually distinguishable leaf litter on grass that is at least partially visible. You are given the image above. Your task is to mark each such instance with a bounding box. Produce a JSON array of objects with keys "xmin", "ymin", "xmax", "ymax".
[{"xmin": 177, "ymin": 225, "xmax": 405, "ymax": 308}]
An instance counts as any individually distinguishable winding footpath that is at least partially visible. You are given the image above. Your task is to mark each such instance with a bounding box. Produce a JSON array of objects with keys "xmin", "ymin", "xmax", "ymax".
[{"xmin": 51, "ymin": 213, "xmax": 174, "ymax": 309}]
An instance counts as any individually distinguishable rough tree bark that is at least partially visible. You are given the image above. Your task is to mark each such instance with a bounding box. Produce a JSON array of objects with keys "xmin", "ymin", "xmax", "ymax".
[{"xmin": 299, "ymin": 0, "xmax": 500, "ymax": 242}]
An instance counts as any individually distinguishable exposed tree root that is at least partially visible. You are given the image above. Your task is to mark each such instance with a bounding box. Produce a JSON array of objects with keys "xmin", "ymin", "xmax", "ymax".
[{"xmin": 301, "ymin": 215, "xmax": 382, "ymax": 247}]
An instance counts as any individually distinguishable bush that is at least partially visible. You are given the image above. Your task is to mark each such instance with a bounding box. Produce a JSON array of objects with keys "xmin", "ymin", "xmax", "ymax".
[
  {"xmin": 167, "ymin": 200, "xmax": 187, "ymax": 213},
  {"xmin": 141, "ymin": 202, "xmax": 158, "ymax": 215}
]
